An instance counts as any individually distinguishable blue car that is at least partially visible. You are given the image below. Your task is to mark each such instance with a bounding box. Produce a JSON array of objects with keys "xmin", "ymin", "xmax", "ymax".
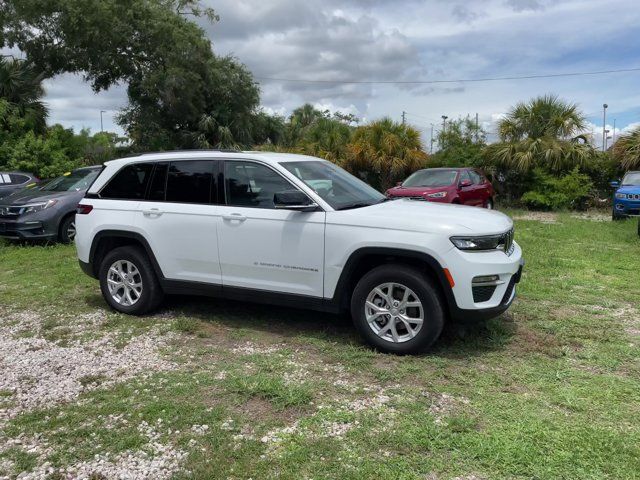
[{"xmin": 611, "ymin": 171, "xmax": 640, "ymax": 220}]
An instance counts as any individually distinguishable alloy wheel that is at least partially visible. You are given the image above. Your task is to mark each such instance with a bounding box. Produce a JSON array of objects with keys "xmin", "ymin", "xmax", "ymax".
[
  {"xmin": 67, "ymin": 220, "xmax": 76, "ymax": 240},
  {"xmin": 106, "ymin": 260, "xmax": 143, "ymax": 306},
  {"xmin": 365, "ymin": 282, "xmax": 424, "ymax": 343}
]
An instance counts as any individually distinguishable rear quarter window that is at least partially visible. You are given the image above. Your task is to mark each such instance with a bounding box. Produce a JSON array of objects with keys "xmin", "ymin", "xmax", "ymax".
[{"xmin": 100, "ymin": 163, "xmax": 154, "ymax": 200}]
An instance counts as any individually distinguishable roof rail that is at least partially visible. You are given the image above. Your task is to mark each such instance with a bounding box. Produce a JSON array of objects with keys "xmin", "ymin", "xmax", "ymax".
[{"xmin": 137, "ymin": 149, "xmax": 243, "ymax": 156}]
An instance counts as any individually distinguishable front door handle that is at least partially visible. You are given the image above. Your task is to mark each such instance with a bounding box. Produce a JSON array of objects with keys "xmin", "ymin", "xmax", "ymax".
[
  {"xmin": 222, "ymin": 213, "xmax": 247, "ymax": 222},
  {"xmin": 142, "ymin": 208, "xmax": 163, "ymax": 216}
]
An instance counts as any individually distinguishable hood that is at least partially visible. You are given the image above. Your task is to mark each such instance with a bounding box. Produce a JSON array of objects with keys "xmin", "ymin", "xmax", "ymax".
[
  {"xmin": 618, "ymin": 185, "xmax": 640, "ymax": 194},
  {"xmin": 0, "ymin": 188, "xmax": 72, "ymax": 206},
  {"xmin": 329, "ymin": 198, "xmax": 512, "ymax": 235},
  {"xmin": 387, "ymin": 185, "xmax": 452, "ymax": 197}
]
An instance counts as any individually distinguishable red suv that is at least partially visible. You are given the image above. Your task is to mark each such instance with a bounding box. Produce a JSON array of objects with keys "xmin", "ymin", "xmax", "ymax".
[{"xmin": 386, "ymin": 168, "xmax": 495, "ymax": 209}]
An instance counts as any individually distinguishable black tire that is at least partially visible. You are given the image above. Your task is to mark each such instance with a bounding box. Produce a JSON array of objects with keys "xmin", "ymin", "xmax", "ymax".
[
  {"xmin": 58, "ymin": 215, "xmax": 76, "ymax": 243},
  {"xmin": 612, "ymin": 210, "xmax": 627, "ymax": 221},
  {"xmin": 98, "ymin": 245, "xmax": 164, "ymax": 315},
  {"xmin": 350, "ymin": 264, "xmax": 445, "ymax": 354},
  {"xmin": 485, "ymin": 198, "xmax": 495, "ymax": 210}
]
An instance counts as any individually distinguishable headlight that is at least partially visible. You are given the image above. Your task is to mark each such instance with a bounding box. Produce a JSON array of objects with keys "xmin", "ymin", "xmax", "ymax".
[
  {"xmin": 615, "ymin": 193, "xmax": 627, "ymax": 199},
  {"xmin": 21, "ymin": 199, "xmax": 58, "ymax": 214},
  {"xmin": 451, "ymin": 234, "xmax": 504, "ymax": 251},
  {"xmin": 427, "ymin": 191, "xmax": 447, "ymax": 198}
]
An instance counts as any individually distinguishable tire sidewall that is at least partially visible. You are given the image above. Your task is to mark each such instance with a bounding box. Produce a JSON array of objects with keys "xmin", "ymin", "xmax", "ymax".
[
  {"xmin": 351, "ymin": 265, "xmax": 444, "ymax": 354},
  {"xmin": 98, "ymin": 247, "xmax": 160, "ymax": 315},
  {"xmin": 59, "ymin": 215, "xmax": 75, "ymax": 243}
]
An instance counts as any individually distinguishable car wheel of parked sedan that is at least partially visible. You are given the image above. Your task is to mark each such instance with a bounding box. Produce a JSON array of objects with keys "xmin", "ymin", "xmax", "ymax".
[
  {"xmin": 350, "ymin": 264, "xmax": 444, "ymax": 354},
  {"xmin": 59, "ymin": 215, "xmax": 77, "ymax": 243},
  {"xmin": 98, "ymin": 246, "xmax": 164, "ymax": 315},
  {"xmin": 612, "ymin": 210, "xmax": 627, "ymax": 221},
  {"xmin": 484, "ymin": 198, "xmax": 494, "ymax": 209}
]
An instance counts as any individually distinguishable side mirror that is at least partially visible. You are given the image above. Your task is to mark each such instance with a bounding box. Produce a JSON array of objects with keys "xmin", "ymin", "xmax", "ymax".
[
  {"xmin": 274, "ymin": 190, "xmax": 318, "ymax": 212},
  {"xmin": 610, "ymin": 180, "xmax": 620, "ymax": 188},
  {"xmin": 459, "ymin": 179, "xmax": 472, "ymax": 188}
]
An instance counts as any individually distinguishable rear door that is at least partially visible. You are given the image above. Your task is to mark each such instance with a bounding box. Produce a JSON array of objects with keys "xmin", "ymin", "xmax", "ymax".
[
  {"xmin": 135, "ymin": 160, "xmax": 222, "ymax": 284},
  {"xmin": 217, "ymin": 160, "xmax": 325, "ymax": 297}
]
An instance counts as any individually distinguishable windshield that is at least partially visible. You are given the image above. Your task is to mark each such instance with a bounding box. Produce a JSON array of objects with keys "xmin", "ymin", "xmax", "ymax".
[
  {"xmin": 402, "ymin": 169, "xmax": 458, "ymax": 187},
  {"xmin": 622, "ymin": 172, "xmax": 640, "ymax": 186},
  {"xmin": 281, "ymin": 161, "xmax": 385, "ymax": 210},
  {"xmin": 40, "ymin": 169, "xmax": 100, "ymax": 192}
]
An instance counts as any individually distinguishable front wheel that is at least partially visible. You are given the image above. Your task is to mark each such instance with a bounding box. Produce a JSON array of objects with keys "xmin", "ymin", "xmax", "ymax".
[
  {"xmin": 59, "ymin": 215, "xmax": 76, "ymax": 243},
  {"xmin": 350, "ymin": 265, "xmax": 445, "ymax": 354}
]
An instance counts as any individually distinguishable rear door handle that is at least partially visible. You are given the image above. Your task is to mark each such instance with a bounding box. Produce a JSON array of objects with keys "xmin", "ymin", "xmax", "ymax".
[
  {"xmin": 222, "ymin": 213, "xmax": 247, "ymax": 222},
  {"xmin": 142, "ymin": 208, "xmax": 163, "ymax": 216}
]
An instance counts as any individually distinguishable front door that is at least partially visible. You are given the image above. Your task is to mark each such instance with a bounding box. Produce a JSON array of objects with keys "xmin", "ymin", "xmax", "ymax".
[{"xmin": 217, "ymin": 160, "xmax": 325, "ymax": 297}]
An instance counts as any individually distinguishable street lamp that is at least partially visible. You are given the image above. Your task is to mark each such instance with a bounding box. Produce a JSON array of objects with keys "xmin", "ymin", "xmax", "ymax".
[
  {"xmin": 100, "ymin": 110, "xmax": 106, "ymax": 132},
  {"xmin": 602, "ymin": 104, "xmax": 608, "ymax": 152}
]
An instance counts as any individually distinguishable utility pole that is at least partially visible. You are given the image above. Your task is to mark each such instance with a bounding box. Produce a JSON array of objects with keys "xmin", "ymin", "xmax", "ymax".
[
  {"xmin": 475, "ymin": 113, "xmax": 479, "ymax": 143},
  {"xmin": 402, "ymin": 111, "xmax": 406, "ymax": 125},
  {"xmin": 602, "ymin": 104, "xmax": 608, "ymax": 152},
  {"xmin": 430, "ymin": 123, "xmax": 434, "ymax": 154},
  {"xmin": 100, "ymin": 110, "xmax": 106, "ymax": 132},
  {"xmin": 441, "ymin": 115, "xmax": 448, "ymax": 149},
  {"xmin": 613, "ymin": 118, "xmax": 616, "ymax": 145}
]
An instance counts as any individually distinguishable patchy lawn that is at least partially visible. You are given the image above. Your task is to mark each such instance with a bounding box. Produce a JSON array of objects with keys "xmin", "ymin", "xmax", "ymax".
[{"xmin": 0, "ymin": 213, "xmax": 639, "ymax": 479}]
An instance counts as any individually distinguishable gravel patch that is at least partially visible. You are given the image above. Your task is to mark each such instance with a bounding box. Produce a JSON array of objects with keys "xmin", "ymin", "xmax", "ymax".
[{"xmin": 0, "ymin": 309, "xmax": 183, "ymax": 479}]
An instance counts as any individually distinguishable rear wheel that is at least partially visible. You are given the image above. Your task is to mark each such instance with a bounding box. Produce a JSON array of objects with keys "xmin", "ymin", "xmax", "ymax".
[
  {"xmin": 98, "ymin": 246, "xmax": 164, "ymax": 315},
  {"xmin": 59, "ymin": 215, "xmax": 76, "ymax": 243},
  {"xmin": 350, "ymin": 264, "xmax": 444, "ymax": 354},
  {"xmin": 484, "ymin": 198, "xmax": 495, "ymax": 209}
]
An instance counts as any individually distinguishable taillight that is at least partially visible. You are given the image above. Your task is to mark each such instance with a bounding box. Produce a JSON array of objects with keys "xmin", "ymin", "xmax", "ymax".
[{"xmin": 77, "ymin": 204, "xmax": 93, "ymax": 214}]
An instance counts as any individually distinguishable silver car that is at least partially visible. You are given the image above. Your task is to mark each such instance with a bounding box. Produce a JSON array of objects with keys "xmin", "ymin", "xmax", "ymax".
[{"xmin": 0, "ymin": 166, "xmax": 102, "ymax": 243}]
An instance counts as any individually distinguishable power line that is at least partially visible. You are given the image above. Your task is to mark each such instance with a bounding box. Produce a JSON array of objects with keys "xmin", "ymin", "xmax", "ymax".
[{"xmin": 256, "ymin": 66, "xmax": 640, "ymax": 85}]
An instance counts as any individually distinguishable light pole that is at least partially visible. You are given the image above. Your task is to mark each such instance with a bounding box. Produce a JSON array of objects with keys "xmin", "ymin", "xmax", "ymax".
[
  {"xmin": 100, "ymin": 110, "xmax": 106, "ymax": 132},
  {"xmin": 604, "ymin": 129, "xmax": 610, "ymax": 151},
  {"xmin": 602, "ymin": 104, "xmax": 608, "ymax": 152},
  {"xmin": 612, "ymin": 118, "xmax": 616, "ymax": 145}
]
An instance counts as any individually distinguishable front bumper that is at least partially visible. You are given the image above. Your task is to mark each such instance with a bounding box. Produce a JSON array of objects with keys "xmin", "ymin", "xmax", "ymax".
[
  {"xmin": 614, "ymin": 199, "xmax": 640, "ymax": 216},
  {"xmin": 0, "ymin": 219, "xmax": 57, "ymax": 240},
  {"xmin": 450, "ymin": 258, "xmax": 523, "ymax": 322}
]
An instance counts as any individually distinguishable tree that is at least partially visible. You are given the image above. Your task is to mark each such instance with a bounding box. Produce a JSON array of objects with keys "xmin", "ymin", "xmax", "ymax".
[
  {"xmin": 431, "ymin": 117, "xmax": 486, "ymax": 168},
  {"xmin": 344, "ymin": 118, "xmax": 428, "ymax": 191},
  {"xmin": 485, "ymin": 95, "xmax": 594, "ymax": 173},
  {"xmin": 0, "ymin": 58, "xmax": 48, "ymax": 134},
  {"xmin": 612, "ymin": 126, "xmax": 640, "ymax": 171}
]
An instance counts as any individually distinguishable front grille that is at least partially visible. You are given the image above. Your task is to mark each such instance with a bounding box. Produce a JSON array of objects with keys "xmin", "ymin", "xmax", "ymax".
[
  {"xmin": 409, "ymin": 196, "xmax": 426, "ymax": 201},
  {"xmin": 498, "ymin": 228, "xmax": 515, "ymax": 256},
  {"xmin": 472, "ymin": 285, "xmax": 496, "ymax": 302},
  {"xmin": 0, "ymin": 205, "xmax": 21, "ymax": 219}
]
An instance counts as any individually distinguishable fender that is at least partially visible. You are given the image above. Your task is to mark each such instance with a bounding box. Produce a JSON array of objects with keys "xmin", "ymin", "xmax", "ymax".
[
  {"xmin": 330, "ymin": 246, "xmax": 456, "ymax": 314},
  {"xmin": 87, "ymin": 229, "xmax": 165, "ymax": 280}
]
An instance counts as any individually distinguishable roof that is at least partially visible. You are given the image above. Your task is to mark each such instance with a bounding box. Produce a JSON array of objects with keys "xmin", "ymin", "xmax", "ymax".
[{"xmin": 104, "ymin": 150, "xmax": 324, "ymax": 168}]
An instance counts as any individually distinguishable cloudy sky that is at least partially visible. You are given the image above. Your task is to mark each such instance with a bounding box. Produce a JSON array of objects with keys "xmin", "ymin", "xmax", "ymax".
[{"xmin": 38, "ymin": 0, "xmax": 640, "ymax": 147}]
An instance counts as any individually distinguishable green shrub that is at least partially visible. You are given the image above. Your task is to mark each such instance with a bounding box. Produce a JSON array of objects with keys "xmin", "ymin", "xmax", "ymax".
[{"xmin": 521, "ymin": 167, "xmax": 593, "ymax": 210}]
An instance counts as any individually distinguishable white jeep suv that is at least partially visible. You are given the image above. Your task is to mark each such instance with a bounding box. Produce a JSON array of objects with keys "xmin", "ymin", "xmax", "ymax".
[{"xmin": 75, "ymin": 151, "xmax": 523, "ymax": 354}]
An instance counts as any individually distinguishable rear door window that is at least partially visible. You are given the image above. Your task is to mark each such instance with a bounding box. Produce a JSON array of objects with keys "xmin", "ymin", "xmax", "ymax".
[
  {"xmin": 166, "ymin": 160, "xmax": 217, "ymax": 204},
  {"xmin": 9, "ymin": 174, "xmax": 29, "ymax": 184},
  {"xmin": 101, "ymin": 163, "xmax": 154, "ymax": 200}
]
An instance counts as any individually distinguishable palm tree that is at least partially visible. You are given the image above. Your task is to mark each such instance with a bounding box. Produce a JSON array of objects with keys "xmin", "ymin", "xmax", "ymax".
[
  {"xmin": 485, "ymin": 95, "xmax": 594, "ymax": 172},
  {"xmin": 299, "ymin": 117, "xmax": 352, "ymax": 162},
  {"xmin": 344, "ymin": 118, "xmax": 428, "ymax": 190},
  {"xmin": 0, "ymin": 58, "xmax": 48, "ymax": 133},
  {"xmin": 612, "ymin": 126, "xmax": 640, "ymax": 171}
]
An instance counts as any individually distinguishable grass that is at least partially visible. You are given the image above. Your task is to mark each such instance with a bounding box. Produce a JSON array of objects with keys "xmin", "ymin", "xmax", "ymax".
[{"xmin": 0, "ymin": 213, "xmax": 639, "ymax": 479}]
